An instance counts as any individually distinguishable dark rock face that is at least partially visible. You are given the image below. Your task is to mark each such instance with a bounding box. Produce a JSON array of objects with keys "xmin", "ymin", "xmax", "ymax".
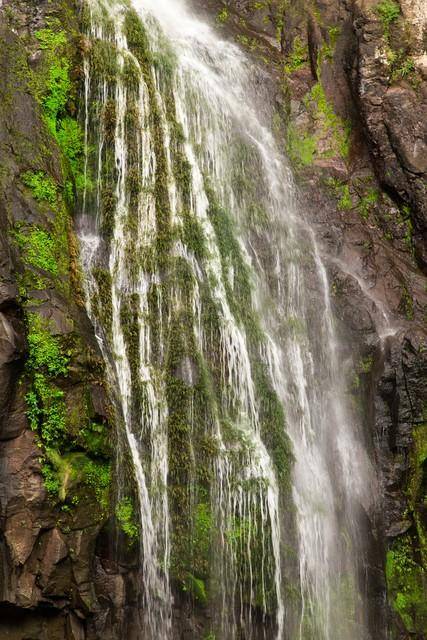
[{"xmin": 347, "ymin": 0, "xmax": 427, "ymax": 270}]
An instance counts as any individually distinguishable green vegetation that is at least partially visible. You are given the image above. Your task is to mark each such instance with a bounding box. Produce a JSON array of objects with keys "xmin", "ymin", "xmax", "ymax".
[
  {"xmin": 23, "ymin": 311, "xmax": 111, "ymax": 507},
  {"xmin": 217, "ymin": 7, "xmax": 229, "ymax": 23},
  {"xmin": 116, "ymin": 497, "xmax": 139, "ymax": 542},
  {"xmin": 284, "ymin": 36, "xmax": 308, "ymax": 73},
  {"xmin": 192, "ymin": 502, "xmax": 213, "ymax": 575},
  {"xmin": 319, "ymin": 26, "xmax": 341, "ymax": 61},
  {"xmin": 183, "ymin": 572, "xmax": 208, "ymax": 605},
  {"xmin": 13, "ymin": 226, "xmax": 58, "ymax": 276},
  {"xmin": 56, "ymin": 118, "xmax": 85, "ymax": 190},
  {"xmin": 34, "ymin": 22, "xmax": 86, "ymax": 192},
  {"xmin": 26, "ymin": 314, "xmax": 69, "ymax": 375},
  {"xmin": 35, "ymin": 25, "xmax": 71, "ymax": 135},
  {"xmin": 337, "ymin": 184, "xmax": 352, "ymax": 211},
  {"xmin": 22, "ymin": 171, "xmax": 57, "ymax": 204},
  {"xmin": 359, "ymin": 356, "xmax": 374, "ymax": 374},
  {"xmin": 386, "ymin": 535, "xmax": 427, "ymax": 633},
  {"xmin": 286, "ymin": 125, "xmax": 317, "ymax": 167},
  {"xmin": 325, "ymin": 178, "xmax": 353, "ymax": 211},
  {"xmin": 386, "ymin": 412, "xmax": 427, "ymax": 634},
  {"xmin": 79, "ymin": 420, "xmax": 111, "ymax": 457},
  {"xmin": 82, "ymin": 458, "xmax": 111, "ymax": 508},
  {"xmin": 358, "ymin": 188, "xmax": 379, "ymax": 219},
  {"xmin": 24, "ymin": 314, "xmax": 69, "ymax": 450},
  {"xmin": 305, "ymin": 83, "xmax": 351, "ymax": 159},
  {"xmin": 375, "ymin": 0, "xmax": 400, "ymax": 38},
  {"xmin": 286, "ymin": 80, "xmax": 351, "ymax": 169},
  {"xmin": 408, "ymin": 420, "xmax": 427, "ymax": 566},
  {"xmin": 399, "ymin": 285, "xmax": 414, "ymax": 320},
  {"xmin": 386, "ymin": 47, "xmax": 417, "ymax": 85}
]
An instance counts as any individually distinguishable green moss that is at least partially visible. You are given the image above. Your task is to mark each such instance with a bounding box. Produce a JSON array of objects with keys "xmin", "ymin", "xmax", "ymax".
[
  {"xmin": 408, "ymin": 421, "xmax": 427, "ymax": 568},
  {"xmin": 89, "ymin": 39, "xmax": 119, "ymax": 83},
  {"xmin": 79, "ymin": 421, "xmax": 110, "ymax": 457},
  {"xmin": 11, "ymin": 200, "xmax": 71, "ymax": 295},
  {"xmin": 182, "ymin": 211, "xmax": 208, "ymax": 261},
  {"xmin": 182, "ymin": 572, "xmax": 208, "ymax": 605},
  {"xmin": 122, "ymin": 55, "xmax": 140, "ymax": 90},
  {"xmin": 124, "ymin": 9, "xmax": 152, "ymax": 67},
  {"xmin": 318, "ymin": 26, "xmax": 341, "ymax": 62},
  {"xmin": 192, "ymin": 502, "xmax": 213, "ymax": 576},
  {"xmin": 116, "ymin": 496, "xmax": 139, "ymax": 542},
  {"xmin": 359, "ymin": 356, "xmax": 374, "ymax": 374},
  {"xmin": 325, "ymin": 178, "xmax": 353, "ymax": 211},
  {"xmin": 205, "ymin": 182, "xmax": 255, "ymax": 329},
  {"xmin": 41, "ymin": 458, "xmax": 61, "ymax": 496},
  {"xmin": 253, "ymin": 360, "xmax": 293, "ymax": 488},
  {"xmin": 305, "ymin": 83, "xmax": 351, "ymax": 159},
  {"xmin": 22, "ymin": 171, "xmax": 57, "ymax": 204},
  {"xmin": 35, "ymin": 25, "xmax": 68, "ymax": 51},
  {"xmin": 43, "ymin": 450, "xmax": 111, "ymax": 506},
  {"xmin": 386, "ymin": 534, "xmax": 427, "ymax": 633},
  {"xmin": 24, "ymin": 314, "xmax": 69, "ymax": 449},
  {"xmin": 385, "ymin": 407, "xmax": 427, "ymax": 634},
  {"xmin": 287, "ymin": 81, "xmax": 351, "ymax": 167},
  {"xmin": 388, "ymin": 49, "xmax": 416, "ymax": 82},
  {"xmin": 286, "ymin": 124, "xmax": 317, "ymax": 167},
  {"xmin": 91, "ymin": 267, "xmax": 113, "ymax": 336},
  {"xmin": 56, "ymin": 117, "xmax": 85, "ymax": 189}
]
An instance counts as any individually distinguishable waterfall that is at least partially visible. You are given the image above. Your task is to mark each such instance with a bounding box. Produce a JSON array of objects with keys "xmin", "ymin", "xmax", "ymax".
[{"xmin": 77, "ymin": 0, "xmax": 374, "ymax": 637}]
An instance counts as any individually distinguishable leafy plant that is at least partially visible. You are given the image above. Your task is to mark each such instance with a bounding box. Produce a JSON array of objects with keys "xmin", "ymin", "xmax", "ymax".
[
  {"xmin": 13, "ymin": 225, "xmax": 58, "ymax": 275},
  {"xmin": 34, "ymin": 25, "xmax": 86, "ymax": 191},
  {"xmin": 26, "ymin": 314, "xmax": 69, "ymax": 376},
  {"xmin": 338, "ymin": 184, "xmax": 352, "ymax": 210},
  {"xmin": 284, "ymin": 36, "xmax": 308, "ymax": 73},
  {"xmin": 375, "ymin": 0, "xmax": 400, "ymax": 38},
  {"xmin": 116, "ymin": 497, "xmax": 139, "ymax": 541},
  {"xmin": 81, "ymin": 458, "xmax": 111, "ymax": 508},
  {"xmin": 22, "ymin": 171, "xmax": 57, "ymax": 204}
]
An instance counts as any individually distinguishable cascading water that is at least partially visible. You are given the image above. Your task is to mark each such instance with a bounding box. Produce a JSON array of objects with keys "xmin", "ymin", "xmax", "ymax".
[{"xmin": 78, "ymin": 0, "xmax": 375, "ymax": 637}]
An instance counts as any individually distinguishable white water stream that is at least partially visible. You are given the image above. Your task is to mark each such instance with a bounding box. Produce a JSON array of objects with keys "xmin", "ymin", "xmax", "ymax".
[{"xmin": 78, "ymin": 0, "xmax": 375, "ymax": 637}]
